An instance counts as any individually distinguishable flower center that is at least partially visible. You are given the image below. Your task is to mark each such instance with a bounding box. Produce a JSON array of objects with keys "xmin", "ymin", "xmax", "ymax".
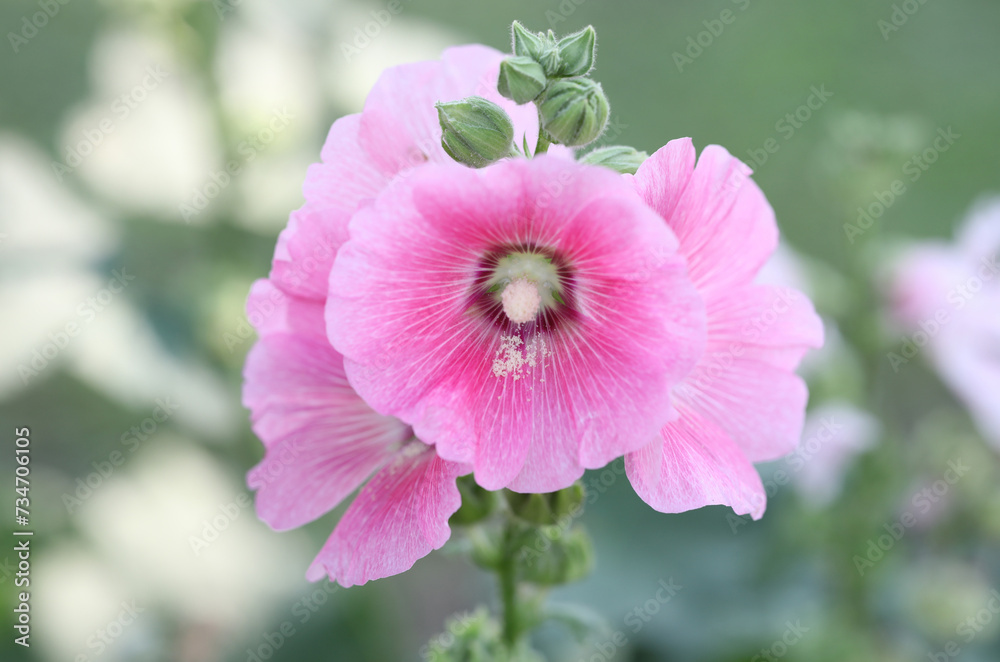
[
  {"xmin": 501, "ymin": 278, "xmax": 541, "ymax": 323},
  {"xmin": 486, "ymin": 251, "xmax": 564, "ymax": 326}
]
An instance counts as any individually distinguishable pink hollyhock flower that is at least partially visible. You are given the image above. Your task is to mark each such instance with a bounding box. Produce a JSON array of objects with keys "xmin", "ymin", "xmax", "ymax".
[
  {"xmin": 886, "ymin": 197, "xmax": 1000, "ymax": 447},
  {"xmin": 270, "ymin": 44, "xmax": 559, "ymax": 303},
  {"xmin": 243, "ymin": 45, "xmax": 564, "ymax": 585},
  {"xmin": 625, "ymin": 139, "xmax": 825, "ymax": 519},
  {"xmin": 326, "ymin": 155, "xmax": 706, "ymax": 492},
  {"xmin": 243, "ymin": 279, "xmax": 469, "ymax": 586}
]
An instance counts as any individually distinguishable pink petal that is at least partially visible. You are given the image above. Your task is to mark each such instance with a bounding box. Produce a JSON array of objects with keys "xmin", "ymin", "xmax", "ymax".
[
  {"xmin": 633, "ymin": 140, "xmax": 822, "ymax": 464},
  {"xmin": 626, "ymin": 406, "xmax": 766, "ymax": 519},
  {"xmin": 245, "ymin": 278, "xmax": 320, "ymax": 339},
  {"xmin": 675, "ymin": 358, "xmax": 810, "ymax": 462},
  {"xmin": 306, "ymin": 444, "xmax": 468, "ymax": 587},
  {"xmin": 271, "ymin": 114, "xmax": 388, "ymax": 301},
  {"xmin": 705, "ymin": 284, "xmax": 824, "ymax": 370},
  {"xmin": 633, "ymin": 139, "xmax": 779, "ymax": 296},
  {"xmin": 243, "ymin": 282, "xmax": 411, "ymax": 530}
]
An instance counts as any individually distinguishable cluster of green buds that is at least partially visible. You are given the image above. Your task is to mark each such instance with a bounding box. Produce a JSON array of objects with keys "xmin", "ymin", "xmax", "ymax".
[{"xmin": 436, "ymin": 22, "xmax": 647, "ymax": 174}]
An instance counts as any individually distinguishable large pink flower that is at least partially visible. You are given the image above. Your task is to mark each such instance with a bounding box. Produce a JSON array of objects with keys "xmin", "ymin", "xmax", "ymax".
[
  {"xmin": 243, "ymin": 45, "xmax": 560, "ymax": 586},
  {"xmin": 269, "ymin": 44, "xmax": 553, "ymax": 303},
  {"xmin": 326, "ymin": 155, "xmax": 706, "ymax": 492},
  {"xmin": 243, "ymin": 279, "xmax": 469, "ymax": 586},
  {"xmin": 886, "ymin": 197, "xmax": 1000, "ymax": 447},
  {"xmin": 625, "ymin": 139, "xmax": 824, "ymax": 519}
]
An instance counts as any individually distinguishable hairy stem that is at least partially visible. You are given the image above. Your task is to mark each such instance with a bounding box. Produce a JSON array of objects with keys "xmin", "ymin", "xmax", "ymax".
[
  {"xmin": 534, "ymin": 127, "xmax": 551, "ymax": 155},
  {"xmin": 498, "ymin": 520, "xmax": 520, "ymax": 648}
]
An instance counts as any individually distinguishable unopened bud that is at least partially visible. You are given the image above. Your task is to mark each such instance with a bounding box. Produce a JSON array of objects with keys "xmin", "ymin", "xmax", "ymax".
[
  {"xmin": 436, "ymin": 96, "xmax": 514, "ymax": 168},
  {"xmin": 511, "ymin": 21, "xmax": 562, "ymax": 76},
  {"xmin": 579, "ymin": 145, "xmax": 648, "ymax": 174},
  {"xmin": 498, "ymin": 56, "xmax": 547, "ymax": 104},
  {"xmin": 519, "ymin": 525, "xmax": 594, "ymax": 586},
  {"xmin": 450, "ymin": 475, "xmax": 499, "ymax": 526},
  {"xmin": 505, "ymin": 482, "xmax": 584, "ymax": 526},
  {"xmin": 555, "ymin": 25, "xmax": 596, "ymax": 77},
  {"xmin": 537, "ymin": 78, "xmax": 610, "ymax": 147},
  {"xmin": 511, "ymin": 21, "xmax": 550, "ymax": 60}
]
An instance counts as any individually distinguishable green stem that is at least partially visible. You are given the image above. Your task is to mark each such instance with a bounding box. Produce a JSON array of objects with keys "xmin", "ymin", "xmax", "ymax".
[
  {"xmin": 498, "ymin": 521, "xmax": 520, "ymax": 648},
  {"xmin": 534, "ymin": 129, "xmax": 551, "ymax": 156}
]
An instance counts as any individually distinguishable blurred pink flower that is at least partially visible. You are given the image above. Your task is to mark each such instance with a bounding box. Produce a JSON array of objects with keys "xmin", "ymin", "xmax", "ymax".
[
  {"xmin": 625, "ymin": 139, "xmax": 825, "ymax": 519},
  {"xmin": 326, "ymin": 155, "xmax": 706, "ymax": 492},
  {"xmin": 243, "ymin": 279, "xmax": 469, "ymax": 586},
  {"xmin": 887, "ymin": 197, "xmax": 1000, "ymax": 447}
]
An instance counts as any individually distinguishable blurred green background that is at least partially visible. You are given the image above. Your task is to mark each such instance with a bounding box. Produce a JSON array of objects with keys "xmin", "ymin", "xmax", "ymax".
[{"xmin": 1, "ymin": 0, "xmax": 999, "ymax": 660}]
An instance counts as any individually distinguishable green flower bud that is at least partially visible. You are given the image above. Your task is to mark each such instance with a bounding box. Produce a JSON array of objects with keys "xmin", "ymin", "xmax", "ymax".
[
  {"xmin": 555, "ymin": 25, "xmax": 596, "ymax": 77},
  {"xmin": 579, "ymin": 145, "xmax": 648, "ymax": 174},
  {"xmin": 505, "ymin": 482, "xmax": 584, "ymax": 526},
  {"xmin": 510, "ymin": 21, "xmax": 555, "ymax": 61},
  {"xmin": 518, "ymin": 524, "xmax": 594, "ymax": 586},
  {"xmin": 537, "ymin": 78, "xmax": 610, "ymax": 147},
  {"xmin": 425, "ymin": 608, "xmax": 509, "ymax": 662},
  {"xmin": 498, "ymin": 56, "xmax": 547, "ymax": 104},
  {"xmin": 450, "ymin": 474, "xmax": 499, "ymax": 526},
  {"xmin": 436, "ymin": 96, "xmax": 514, "ymax": 168},
  {"xmin": 511, "ymin": 21, "xmax": 562, "ymax": 76}
]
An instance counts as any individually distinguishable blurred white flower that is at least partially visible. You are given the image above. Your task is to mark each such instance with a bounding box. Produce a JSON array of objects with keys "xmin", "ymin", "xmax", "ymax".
[
  {"xmin": 886, "ymin": 197, "xmax": 1000, "ymax": 448},
  {"xmin": 0, "ymin": 134, "xmax": 119, "ymax": 262},
  {"xmin": 0, "ymin": 135, "xmax": 121, "ymax": 399},
  {"xmin": 33, "ymin": 547, "xmax": 153, "ymax": 662},
  {"xmin": 324, "ymin": 0, "xmax": 462, "ymax": 111},
  {"xmin": 790, "ymin": 403, "xmax": 880, "ymax": 507},
  {"xmin": 59, "ymin": 24, "xmax": 222, "ymax": 222},
  {"xmin": 35, "ymin": 441, "xmax": 311, "ymax": 662},
  {"xmin": 214, "ymin": 20, "xmax": 324, "ymax": 231},
  {"xmin": 66, "ymin": 301, "xmax": 240, "ymax": 442},
  {"xmin": 77, "ymin": 440, "xmax": 309, "ymax": 625},
  {"xmin": 215, "ymin": 22, "xmax": 322, "ymax": 141}
]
